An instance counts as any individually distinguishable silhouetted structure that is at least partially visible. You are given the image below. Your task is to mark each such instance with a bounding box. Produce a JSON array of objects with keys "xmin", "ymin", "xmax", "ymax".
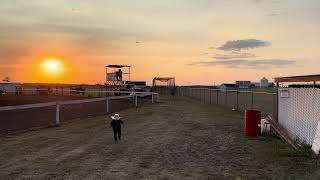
[{"xmin": 152, "ymin": 77, "xmax": 176, "ymax": 95}]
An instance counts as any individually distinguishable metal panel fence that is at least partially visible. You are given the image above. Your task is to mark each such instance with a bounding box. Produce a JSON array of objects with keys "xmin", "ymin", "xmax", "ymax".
[
  {"xmin": 0, "ymin": 92, "xmax": 159, "ymax": 132},
  {"xmin": 177, "ymin": 87, "xmax": 277, "ymax": 118}
]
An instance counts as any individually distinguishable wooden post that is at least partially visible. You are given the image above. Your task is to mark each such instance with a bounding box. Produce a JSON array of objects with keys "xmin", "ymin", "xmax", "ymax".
[{"xmin": 55, "ymin": 102, "xmax": 60, "ymax": 125}]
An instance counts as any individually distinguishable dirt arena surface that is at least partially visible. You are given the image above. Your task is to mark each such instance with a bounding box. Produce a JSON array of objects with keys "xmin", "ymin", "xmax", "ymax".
[
  {"xmin": 0, "ymin": 96, "xmax": 319, "ymax": 179},
  {"xmin": 0, "ymin": 94, "xmax": 89, "ymax": 106}
]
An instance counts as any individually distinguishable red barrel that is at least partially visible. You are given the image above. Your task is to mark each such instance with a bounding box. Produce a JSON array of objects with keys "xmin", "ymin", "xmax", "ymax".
[{"xmin": 244, "ymin": 110, "xmax": 261, "ymax": 136}]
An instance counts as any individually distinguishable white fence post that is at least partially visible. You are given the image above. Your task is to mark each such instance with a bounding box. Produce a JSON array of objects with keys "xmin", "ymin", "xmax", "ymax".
[{"xmin": 55, "ymin": 102, "xmax": 60, "ymax": 125}]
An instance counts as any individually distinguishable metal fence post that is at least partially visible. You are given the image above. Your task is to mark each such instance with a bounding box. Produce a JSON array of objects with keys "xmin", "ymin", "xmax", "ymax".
[
  {"xmin": 216, "ymin": 90, "xmax": 219, "ymax": 105},
  {"xmin": 209, "ymin": 90, "xmax": 212, "ymax": 104},
  {"xmin": 135, "ymin": 94, "xmax": 138, "ymax": 107},
  {"xmin": 236, "ymin": 91, "xmax": 239, "ymax": 110},
  {"xmin": 193, "ymin": 89, "xmax": 195, "ymax": 98},
  {"xmin": 203, "ymin": 89, "xmax": 205, "ymax": 103},
  {"xmin": 276, "ymin": 87, "xmax": 279, "ymax": 121},
  {"xmin": 225, "ymin": 91, "xmax": 227, "ymax": 105},
  {"xmin": 152, "ymin": 94, "xmax": 154, "ymax": 103},
  {"xmin": 202, "ymin": 89, "xmax": 204, "ymax": 103},
  {"xmin": 273, "ymin": 93, "xmax": 276, "ymax": 118},
  {"xmin": 106, "ymin": 98, "xmax": 110, "ymax": 113},
  {"xmin": 55, "ymin": 102, "xmax": 60, "ymax": 125},
  {"xmin": 251, "ymin": 91, "xmax": 254, "ymax": 110}
]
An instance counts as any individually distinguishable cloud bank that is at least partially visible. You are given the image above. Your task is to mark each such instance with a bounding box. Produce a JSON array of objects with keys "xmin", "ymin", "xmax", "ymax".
[
  {"xmin": 213, "ymin": 52, "xmax": 256, "ymax": 59},
  {"xmin": 217, "ymin": 39, "xmax": 269, "ymax": 51},
  {"xmin": 189, "ymin": 59, "xmax": 295, "ymax": 69}
]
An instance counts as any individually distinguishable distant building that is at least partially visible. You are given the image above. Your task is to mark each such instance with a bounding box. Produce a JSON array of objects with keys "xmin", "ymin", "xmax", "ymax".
[
  {"xmin": 236, "ymin": 81, "xmax": 252, "ymax": 89},
  {"xmin": 260, "ymin": 77, "xmax": 269, "ymax": 88},
  {"xmin": 251, "ymin": 82, "xmax": 261, "ymax": 88},
  {"xmin": 0, "ymin": 81, "xmax": 21, "ymax": 93},
  {"xmin": 220, "ymin": 83, "xmax": 237, "ymax": 90}
]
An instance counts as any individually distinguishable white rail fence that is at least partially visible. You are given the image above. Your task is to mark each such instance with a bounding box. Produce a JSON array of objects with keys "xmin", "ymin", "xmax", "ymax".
[
  {"xmin": 0, "ymin": 92, "xmax": 159, "ymax": 132},
  {"xmin": 176, "ymin": 87, "xmax": 277, "ymax": 117}
]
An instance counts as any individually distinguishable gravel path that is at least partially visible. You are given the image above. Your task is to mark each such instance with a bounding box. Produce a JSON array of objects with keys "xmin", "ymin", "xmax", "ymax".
[{"xmin": 0, "ymin": 96, "xmax": 319, "ymax": 179}]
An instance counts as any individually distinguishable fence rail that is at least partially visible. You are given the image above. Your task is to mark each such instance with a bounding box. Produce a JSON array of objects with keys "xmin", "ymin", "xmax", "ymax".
[
  {"xmin": 0, "ymin": 92, "xmax": 159, "ymax": 132},
  {"xmin": 177, "ymin": 87, "xmax": 277, "ymax": 118}
]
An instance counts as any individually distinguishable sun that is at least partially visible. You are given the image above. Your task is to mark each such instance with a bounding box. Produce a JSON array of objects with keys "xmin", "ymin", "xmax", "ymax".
[
  {"xmin": 41, "ymin": 58, "xmax": 63, "ymax": 75},
  {"xmin": 46, "ymin": 60, "xmax": 59, "ymax": 72}
]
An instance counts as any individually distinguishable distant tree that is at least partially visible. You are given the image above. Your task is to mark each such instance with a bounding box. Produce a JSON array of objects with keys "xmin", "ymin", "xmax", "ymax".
[{"xmin": 2, "ymin": 76, "xmax": 10, "ymax": 82}]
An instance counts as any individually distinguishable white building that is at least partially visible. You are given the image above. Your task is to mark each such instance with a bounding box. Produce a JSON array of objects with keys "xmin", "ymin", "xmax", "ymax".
[{"xmin": 260, "ymin": 77, "xmax": 269, "ymax": 88}]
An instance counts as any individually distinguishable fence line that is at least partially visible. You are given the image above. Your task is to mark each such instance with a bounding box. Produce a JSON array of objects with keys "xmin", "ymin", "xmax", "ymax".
[
  {"xmin": 10, "ymin": 87, "xmax": 159, "ymax": 98},
  {"xmin": 20, "ymin": 88, "xmax": 152, "ymax": 94},
  {"xmin": 0, "ymin": 102, "xmax": 56, "ymax": 111},
  {"xmin": 177, "ymin": 87, "xmax": 277, "ymax": 118},
  {"xmin": 0, "ymin": 92, "xmax": 159, "ymax": 132}
]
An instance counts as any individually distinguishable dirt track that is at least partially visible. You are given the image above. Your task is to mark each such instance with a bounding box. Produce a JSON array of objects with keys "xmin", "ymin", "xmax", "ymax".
[{"xmin": 0, "ymin": 96, "xmax": 319, "ymax": 179}]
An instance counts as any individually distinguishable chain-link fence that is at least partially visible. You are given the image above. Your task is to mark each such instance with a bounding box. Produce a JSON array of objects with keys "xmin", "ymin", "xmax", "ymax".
[
  {"xmin": 0, "ymin": 92, "xmax": 159, "ymax": 132},
  {"xmin": 278, "ymin": 88, "xmax": 320, "ymax": 145},
  {"xmin": 177, "ymin": 87, "xmax": 277, "ymax": 118}
]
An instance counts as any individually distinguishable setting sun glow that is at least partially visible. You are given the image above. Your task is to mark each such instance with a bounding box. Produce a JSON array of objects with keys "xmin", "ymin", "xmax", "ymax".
[
  {"xmin": 32, "ymin": 57, "xmax": 70, "ymax": 83},
  {"xmin": 42, "ymin": 59, "xmax": 63, "ymax": 74}
]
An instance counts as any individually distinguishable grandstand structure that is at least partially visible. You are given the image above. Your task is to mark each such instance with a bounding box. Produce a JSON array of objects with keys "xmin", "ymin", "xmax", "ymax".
[{"xmin": 105, "ymin": 65, "xmax": 131, "ymax": 89}]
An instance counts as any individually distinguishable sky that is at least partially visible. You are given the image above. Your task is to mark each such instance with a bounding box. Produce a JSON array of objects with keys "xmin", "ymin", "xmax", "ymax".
[{"xmin": 0, "ymin": 0, "xmax": 319, "ymax": 85}]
